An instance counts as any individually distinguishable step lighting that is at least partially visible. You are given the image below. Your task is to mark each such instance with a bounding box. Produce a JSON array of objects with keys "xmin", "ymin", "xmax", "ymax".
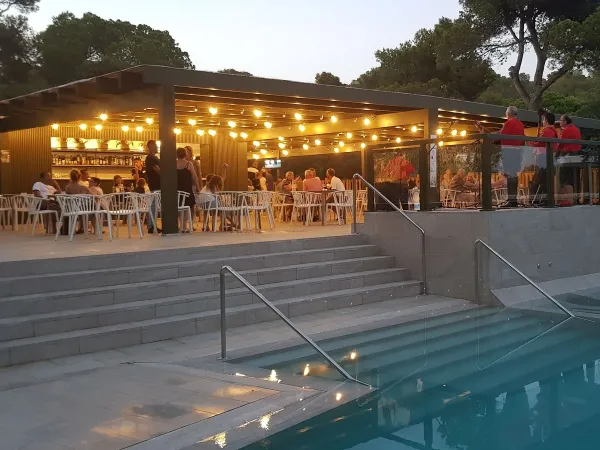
[
  {"xmin": 303, "ymin": 364, "xmax": 310, "ymax": 376},
  {"xmin": 350, "ymin": 351, "xmax": 357, "ymax": 360}
]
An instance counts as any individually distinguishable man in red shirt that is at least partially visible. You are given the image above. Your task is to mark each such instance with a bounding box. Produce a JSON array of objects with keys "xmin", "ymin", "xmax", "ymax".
[
  {"xmin": 557, "ymin": 115, "xmax": 582, "ymax": 154},
  {"xmin": 499, "ymin": 106, "xmax": 526, "ymax": 147},
  {"xmin": 495, "ymin": 106, "xmax": 526, "ymax": 206}
]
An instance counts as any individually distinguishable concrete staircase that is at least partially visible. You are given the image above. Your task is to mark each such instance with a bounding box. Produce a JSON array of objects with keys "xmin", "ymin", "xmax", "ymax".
[{"xmin": 0, "ymin": 235, "xmax": 422, "ymax": 367}]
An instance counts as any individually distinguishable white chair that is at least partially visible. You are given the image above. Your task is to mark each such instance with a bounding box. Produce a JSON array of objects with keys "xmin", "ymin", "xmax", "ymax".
[
  {"xmin": 292, "ymin": 191, "xmax": 322, "ymax": 226},
  {"xmin": 244, "ymin": 191, "xmax": 275, "ymax": 230},
  {"xmin": 215, "ymin": 192, "xmax": 249, "ymax": 231},
  {"xmin": 328, "ymin": 191, "xmax": 353, "ymax": 225},
  {"xmin": 356, "ymin": 190, "xmax": 367, "ymax": 220},
  {"xmin": 493, "ymin": 188, "xmax": 509, "ymax": 207},
  {"xmin": 178, "ymin": 191, "xmax": 193, "ymax": 233},
  {"xmin": 99, "ymin": 193, "xmax": 142, "ymax": 239},
  {"xmin": 135, "ymin": 192, "xmax": 158, "ymax": 237},
  {"xmin": 54, "ymin": 195, "xmax": 100, "ymax": 242},
  {"xmin": 24, "ymin": 196, "xmax": 59, "ymax": 236},
  {"xmin": 271, "ymin": 192, "xmax": 287, "ymax": 222},
  {"xmin": 195, "ymin": 192, "xmax": 218, "ymax": 231},
  {"xmin": 0, "ymin": 196, "xmax": 12, "ymax": 229},
  {"xmin": 444, "ymin": 189, "xmax": 460, "ymax": 208},
  {"xmin": 408, "ymin": 188, "xmax": 420, "ymax": 210},
  {"xmin": 12, "ymin": 194, "xmax": 30, "ymax": 231},
  {"xmin": 291, "ymin": 191, "xmax": 309, "ymax": 225}
]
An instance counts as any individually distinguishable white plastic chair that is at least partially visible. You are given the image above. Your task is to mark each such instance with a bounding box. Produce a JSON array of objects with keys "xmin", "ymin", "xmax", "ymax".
[
  {"xmin": 0, "ymin": 196, "xmax": 12, "ymax": 229},
  {"xmin": 292, "ymin": 191, "xmax": 322, "ymax": 226},
  {"xmin": 356, "ymin": 190, "xmax": 367, "ymax": 220},
  {"xmin": 493, "ymin": 188, "xmax": 509, "ymax": 207},
  {"xmin": 135, "ymin": 192, "xmax": 158, "ymax": 237},
  {"xmin": 195, "ymin": 192, "xmax": 218, "ymax": 231},
  {"xmin": 244, "ymin": 191, "xmax": 275, "ymax": 230},
  {"xmin": 178, "ymin": 191, "xmax": 193, "ymax": 233},
  {"xmin": 271, "ymin": 192, "xmax": 287, "ymax": 222},
  {"xmin": 215, "ymin": 192, "xmax": 249, "ymax": 231},
  {"xmin": 99, "ymin": 193, "xmax": 142, "ymax": 239},
  {"xmin": 444, "ymin": 189, "xmax": 460, "ymax": 208},
  {"xmin": 11, "ymin": 194, "xmax": 30, "ymax": 231},
  {"xmin": 328, "ymin": 191, "xmax": 353, "ymax": 225},
  {"xmin": 54, "ymin": 195, "xmax": 99, "ymax": 242},
  {"xmin": 24, "ymin": 196, "xmax": 59, "ymax": 235},
  {"xmin": 408, "ymin": 188, "xmax": 420, "ymax": 210}
]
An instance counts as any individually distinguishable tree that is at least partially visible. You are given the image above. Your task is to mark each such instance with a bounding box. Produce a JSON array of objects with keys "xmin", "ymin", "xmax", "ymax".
[
  {"xmin": 315, "ymin": 72, "xmax": 343, "ymax": 86},
  {"xmin": 0, "ymin": 0, "xmax": 38, "ymax": 16},
  {"xmin": 351, "ymin": 18, "xmax": 495, "ymax": 101},
  {"xmin": 460, "ymin": 0, "xmax": 600, "ymax": 110},
  {"xmin": 36, "ymin": 12, "xmax": 194, "ymax": 86},
  {"xmin": 218, "ymin": 69, "xmax": 253, "ymax": 76}
]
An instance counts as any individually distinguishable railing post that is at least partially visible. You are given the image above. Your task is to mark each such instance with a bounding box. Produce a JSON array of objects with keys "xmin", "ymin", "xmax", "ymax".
[
  {"xmin": 220, "ymin": 268, "xmax": 227, "ymax": 360},
  {"xmin": 546, "ymin": 143, "xmax": 555, "ymax": 207},
  {"xmin": 419, "ymin": 143, "xmax": 429, "ymax": 211},
  {"xmin": 481, "ymin": 137, "xmax": 493, "ymax": 211},
  {"xmin": 473, "ymin": 241, "xmax": 479, "ymax": 306},
  {"xmin": 351, "ymin": 176, "xmax": 358, "ymax": 234}
]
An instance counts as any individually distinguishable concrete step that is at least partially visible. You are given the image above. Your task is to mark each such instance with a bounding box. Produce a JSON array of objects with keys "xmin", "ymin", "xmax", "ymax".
[
  {"xmin": 0, "ymin": 262, "xmax": 408, "ymax": 320},
  {"xmin": 0, "ymin": 234, "xmax": 366, "ymax": 278},
  {"xmin": 0, "ymin": 281, "xmax": 422, "ymax": 367},
  {"xmin": 0, "ymin": 267, "xmax": 411, "ymax": 341},
  {"xmin": 0, "ymin": 245, "xmax": 386, "ymax": 297}
]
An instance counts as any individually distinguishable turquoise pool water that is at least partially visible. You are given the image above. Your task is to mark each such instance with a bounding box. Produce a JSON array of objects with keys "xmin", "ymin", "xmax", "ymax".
[{"xmin": 241, "ymin": 307, "xmax": 600, "ymax": 450}]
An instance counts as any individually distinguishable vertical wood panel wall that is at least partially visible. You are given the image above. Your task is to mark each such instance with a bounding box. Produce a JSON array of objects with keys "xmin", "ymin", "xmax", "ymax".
[{"xmin": 0, "ymin": 127, "xmax": 52, "ymax": 194}]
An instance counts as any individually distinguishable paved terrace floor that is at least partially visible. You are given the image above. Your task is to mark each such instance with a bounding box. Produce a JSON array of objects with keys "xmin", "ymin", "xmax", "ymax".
[
  {"xmin": 0, "ymin": 222, "xmax": 351, "ymax": 262},
  {"xmin": 0, "ymin": 296, "xmax": 473, "ymax": 450}
]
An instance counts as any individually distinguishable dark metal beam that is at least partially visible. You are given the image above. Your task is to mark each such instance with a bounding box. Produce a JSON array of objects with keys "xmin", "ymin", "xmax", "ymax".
[
  {"xmin": 96, "ymin": 77, "xmax": 120, "ymax": 95},
  {"xmin": 119, "ymin": 71, "xmax": 146, "ymax": 92}
]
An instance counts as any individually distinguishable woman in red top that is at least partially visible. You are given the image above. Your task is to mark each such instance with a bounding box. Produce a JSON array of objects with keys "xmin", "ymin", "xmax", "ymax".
[
  {"xmin": 531, "ymin": 111, "xmax": 558, "ymax": 156},
  {"xmin": 558, "ymin": 115, "xmax": 582, "ymax": 154}
]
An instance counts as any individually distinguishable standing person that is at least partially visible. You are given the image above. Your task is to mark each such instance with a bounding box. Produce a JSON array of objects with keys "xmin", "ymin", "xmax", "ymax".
[
  {"xmin": 280, "ymin": 171, "xmax": 295, "ymax": 221},
  {"xmin": 184, "ymin": 146, "xmax": 202, "ymax": 193},
  {"xmin": 264, "ymin": 168, "xmax": 275, "ymax": 191},
  {"xmin": 145, "ymin": 140, "xmax": 161, "ymax": 233},
  {"xmin": 32, "ymin": 171, "xmax": 62, "ymax": 233},
  {"xmin": 326, "ymin": 168, "xmax": 345, "ymax": 191},
  {"xmin": 79, "ymin": 168, "xmax": 90, "ymax": 187},
  {"xmin": 248, "ymin": 161, "xmax": 259, "ymax": 177},
  {"xmin": 176, "ymin": 147, "xmax": 199, "ymax": 233},
  {"xmin": 477, "ymin": 105, "xmax": 525, "ymax": 206},
  {"xmin": 258, "ymin": 171, "xmax": 267, "ymax": 191}
]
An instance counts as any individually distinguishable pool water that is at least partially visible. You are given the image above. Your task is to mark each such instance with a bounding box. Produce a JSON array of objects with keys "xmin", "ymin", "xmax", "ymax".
[{"xmin": 240, "ymin": 307, "xmax": 600, "ymax": 450}]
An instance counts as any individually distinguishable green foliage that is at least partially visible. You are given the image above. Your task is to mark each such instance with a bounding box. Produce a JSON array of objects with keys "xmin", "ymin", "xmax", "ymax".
[
  {"xmin": 315, "ymin": 72, "xmax": 343, "ymax": 86},
  {"xmin": 0, "ymin": 0, "xmax": 39, "ymax": 16},
  {"xmin": 218, "ymin": 69, "xmax": 253, "ymax": 76}
]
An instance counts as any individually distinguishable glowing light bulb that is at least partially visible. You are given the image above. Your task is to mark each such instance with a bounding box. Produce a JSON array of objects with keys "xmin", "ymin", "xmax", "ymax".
[
  {"xmin": 188, "ymin": 119, "xmax": 197, "ymax": 126},
  {"xmin": 51, "ymin": 123, "xmax": 59, "ymax": 130},
  {"xmin": 282, "ymin": 149, "xmax": 289, "ymax": 156},
  {"xmin": 451, "ymin": 129, "xmax": 458, "ymax": 136},
  {"xmin": 411, "ymin": 125, "xmax": 418, "ymax": 133},
  {"xmin": 371, "ymin": 134, "xmax": 378, "ymax": 141},
  {"xmin": 135, "ymin": 126, "xmax": 143, "ymax": 133},
  {"xmin": 437, "ymin": 128, "xmax": 443, "ymax": 135},
  {"xmin": 460, "ymin": 130, "xmax": 467, "ymax": 137},
  {"xmin": 346, "ymin": 132, "xmax": 353, "ymax": 139},
  {"xmin": 278, "ymin": 142, "xmax": 286, "ymax": 149},
  {"xmin": 228, "ymin": 121, "xmax": 236, "ymax": 128},
  {"xmin": 303, "ymin": 365, "xmax": 310, "ymax": 376},
  {"xmin": 121, "ymin": 125, "xmax": 129, "ymax": 132},
  {"xmin": 294, "ymin": 112, "xmax": 303, "ymax": 120},
  {"xmin": 252, "ymin": 153, "xmax": 259, "ymax": 159},
  {"xmin": 334, "ymin": 147, "xmax": 340, "ymax": 153},
  {"xmin": 260, "ymin": 149, "xmax": 267, "ymax": 155},
  {"xmin": 361, "ymin": 142, "xmax": 366, "ymax": 149},
  {"xmin": 339, "ymin": 141, "xmax": 345, "ymax": 147},
  {"xmin": 196, "ymin": 129, "xmax": 205, "ymax": 136},
  {"xmin": 229, "ymin": 131, "xmax": 238, "ymax": 139},
  {"xmin": 363, "ymin": 118, "xmax": 371, "ymax": 126},
  {"xmin": 439, "ymin": 141, "xmax": 444, "ymax": 147},
  {"xmin": 253, "ymin": 109, "xmax": 262, "ymax": 118},
  {"xmin": 315, "ymin": 139, "xmax": 322, "ymax": 145},
  {"xmin": 99, "ymin": 113, "xmax": 108, "ymax": 121},
  {"xmin": 253, "ymin": 141, "xmax": 260, "ymax": 147},
  {"xmin": 94, "ymin": 124, "xmax": 102, "ymax": 131},
  {"xmin": 303, "ymin": 144, "xmax": 309, "ymax": 150},
  {"xmin": 240, "ymin": 132, "xmax": 248, "ymax": 139},
  {"xmin": 208, "ymin": 129, "xmax": 216, "ymax": 136},
  {"xmin": 396, "ymin": 137, "xmax": 402, "ymax": 144},
  {"xmin": 330, "ymin": 115, "xmax": 338, "ymax": 123},
  {"xmin": 299, "ymin": 124, "xmax": 306, "ymax": 132},
  {"xmin": 79, "ymin": 123, "xmax": 87, "ymax": 131},
  {"xmin": 350, "ymin": 351, "xmax": 357, "ymax": 360},
  {"xmin": 145, "ymin": 117, "xmax": 154, "ymax": 125},
  {"xmin": 264, "ymin": 121, "xmax": 272, "ymax": 129},
  {"xmin": 209, "ymin": 107, "xmax": 218, "ymax": 115},
  {"xmin": 173, "ymin": 128, "xmax": 181, "ymax": 135}
]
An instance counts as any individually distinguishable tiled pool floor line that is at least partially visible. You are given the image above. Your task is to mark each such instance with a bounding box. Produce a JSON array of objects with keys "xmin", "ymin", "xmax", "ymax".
[{"xmin": 0, "ymin": 296, "xmax": 472, "ymax": 449}]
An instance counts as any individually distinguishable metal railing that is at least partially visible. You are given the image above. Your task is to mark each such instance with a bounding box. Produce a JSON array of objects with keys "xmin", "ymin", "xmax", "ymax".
[
  {"xmin": 351, "ymin": 173, "xmax": 427, "ymax": 295},
  {"xmin": 473, "ymin": 239, "xmax": 574, "ymax": 317},
  {"xmin": 219, "ymin": 266, "xmax": 370, "ymax": 386}
]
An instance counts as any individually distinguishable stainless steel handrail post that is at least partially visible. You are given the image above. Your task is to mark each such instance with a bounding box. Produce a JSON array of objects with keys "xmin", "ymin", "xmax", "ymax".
[
  {"xmin": 219, "ymin": 266, "xmax": 370, "ymax": 386},
  {"xmin": 351, "ymin": 177, "xmax": 358, "ymax": 234},
  {"xmin": 474, "ymin": 239, "xmax": 574, "ymax": 317},
  {"xmin": 352, "ymin": 173, "xmax": 427, "ymax": 295}
]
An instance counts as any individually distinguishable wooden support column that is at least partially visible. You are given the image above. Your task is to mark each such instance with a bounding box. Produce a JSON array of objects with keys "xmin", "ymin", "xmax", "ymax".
[{"xmin": 159, "ymin": 85, "xmax": 178, "ymax": 235}]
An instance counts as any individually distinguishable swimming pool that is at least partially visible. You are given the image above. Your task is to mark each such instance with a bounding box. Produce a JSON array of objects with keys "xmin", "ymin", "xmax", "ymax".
[{"xmin": 240, "ymin": 307, "xmax": 600, "ymax": 450}]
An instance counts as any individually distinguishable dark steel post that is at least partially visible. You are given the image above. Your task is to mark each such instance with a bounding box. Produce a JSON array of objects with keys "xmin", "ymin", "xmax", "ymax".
[
  {"xmin": 159, "ymin": 84, "xmax": 178, "ymax": 234},
  {"xmin": 481, "ymin": 137, "xmax": 493, "ymax": 211},
  {"xmin": 220, "ymin": 269, "xmax": 227, "ymax": 360},
  {"xmin": 419, "ymin": 143, "xmax": 429, "ymax": 211},
  {"xmin": 546, "ymin": 143, "xmax": 555, "ymax": 207},
  {"xmin": 365, "ymin": 147, "xmax": 375, "ymax": 212}
]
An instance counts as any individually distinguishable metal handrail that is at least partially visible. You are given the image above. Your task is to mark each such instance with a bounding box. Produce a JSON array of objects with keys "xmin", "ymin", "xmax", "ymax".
[
  {"xmin": 474, "ymin": 239, "xmax": 574, "ymax": 317},
  {"xmin": 219, "ymin": 266, "xmax": 370, "ymax": 387},
  {"xmin": 351, "ymin": 173, "xmax": 427, "ymax": 295}
]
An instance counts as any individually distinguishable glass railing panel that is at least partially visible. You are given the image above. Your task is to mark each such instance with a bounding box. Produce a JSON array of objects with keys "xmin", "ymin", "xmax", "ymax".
[
  {"xmin": 373, "ymin": 146, "xmax": 420, "ymax": 211},
  {"xmin": 475, "ymin": 240, "xmax": 572, "ymax": 369},
  {"xmin": 555, "ymin": 143, "xmax": 596, "ymax": 206},
  {"xmin": 437, "ymin": 141, "xmax": 482, "ymax": 209}
]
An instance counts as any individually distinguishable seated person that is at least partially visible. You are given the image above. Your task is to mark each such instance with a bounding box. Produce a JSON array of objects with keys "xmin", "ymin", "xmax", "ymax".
[
  {"xmin": 65, "ymin": 169, "xmax": 91, "ymax": 195},
  {"xmin": 134, "ymin": 178, "xmax": 147, "ymax": 194},
  {"xmin": 113, "ymin": 175, "xmax": 124, "ymax": 193},
  {"xmin": 492, "ymin": 174, "xmax": 508, "ymax": 190},
  {"xmin": 279, "ymin": 171, "xmax": 295, "ymax": 221},
  {"xmin": 88, "ymin": 177, "xmax": 103, "ymax": 196},
  {"xmin": 32, "ymin": 171, "xmax": 62, "ymax": 233},
  {"xmin": 303, "ymin": 169, "xmax": 322, "ymax": 192}
]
